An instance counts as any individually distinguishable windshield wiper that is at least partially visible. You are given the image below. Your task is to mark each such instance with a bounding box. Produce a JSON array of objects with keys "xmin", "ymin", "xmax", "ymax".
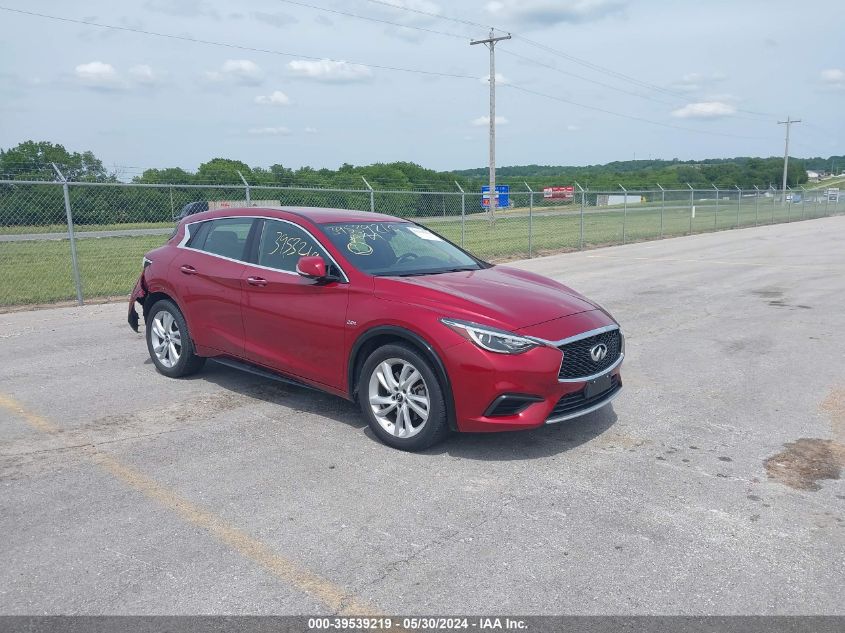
[{"xmin": 394, "ymin": 266, "xmax": 478, "ymax": 277}]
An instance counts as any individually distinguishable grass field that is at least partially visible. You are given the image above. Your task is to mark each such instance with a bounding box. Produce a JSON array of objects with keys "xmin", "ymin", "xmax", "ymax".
[{"xmin": 1, "ymin": 197, "xmax": 842, "ymax": 307}]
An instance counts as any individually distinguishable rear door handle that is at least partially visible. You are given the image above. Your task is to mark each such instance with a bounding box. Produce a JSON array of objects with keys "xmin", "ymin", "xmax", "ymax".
[
  {"xmin": 180, "ymin": 265, "xmax": 198, "ymax": 275},
  {"xmin": 247, "ymin": 276, "xmax": 267, "ymax": 287}
]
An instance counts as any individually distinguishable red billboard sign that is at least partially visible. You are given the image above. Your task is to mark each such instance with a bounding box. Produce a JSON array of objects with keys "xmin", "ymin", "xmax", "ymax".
[{"xmin": 543, "ymin": 186, "xmax": 574, "ymax": 199}]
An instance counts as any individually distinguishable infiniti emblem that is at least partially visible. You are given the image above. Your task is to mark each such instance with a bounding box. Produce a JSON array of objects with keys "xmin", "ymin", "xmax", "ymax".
[{"xmin": 590, "ymin": 343, "xmax": 608, "ymax": 362}]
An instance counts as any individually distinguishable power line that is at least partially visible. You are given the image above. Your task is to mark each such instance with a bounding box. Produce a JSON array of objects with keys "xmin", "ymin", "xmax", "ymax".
[
  {"xmin": 358, "ymin": 0, "xmax": 772, "ymax": 118},
  {"xmin": 357, "ymin": 0, "xmax": 498, "ymax": 32},
  {"xmin": 500, "ymin": 48, "xmax": 678, "ymax": 107},
  {"xmin": 0, "ymin": 5, "xmax": 775, "ymax": 144},
  {"xmin": 503, "ymin": 83, "xmax": 770, "ymax": 140},
  {"xmin": 0, "ymin": 5, "xmax": 477, "ymax": 79},
  {"xmin": 358, "ymin": 0, "xmax": 688, "ymax": 97},
  {"xmin": 276, "ymin": 0, "xmax": 466, "ymax": 39},
  {"xmin": 501, "ymin": 49, "xmax": 772, "ymax": 123}
]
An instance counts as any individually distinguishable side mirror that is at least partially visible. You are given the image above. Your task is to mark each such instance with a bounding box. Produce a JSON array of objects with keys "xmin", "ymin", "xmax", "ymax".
[{"xmin": 296, "ymin": 255, "xmax": 328, "ymax": 280}]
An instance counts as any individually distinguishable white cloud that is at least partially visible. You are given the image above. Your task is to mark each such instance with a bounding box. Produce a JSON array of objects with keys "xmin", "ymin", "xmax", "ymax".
[
  {"xmin": 479, "ymin": 73, "xmax": 508, "ymax": 85},
  {"xmin": 820, "ymin": 68, "xmax": 844, "ymax": 82},
  {"xmin": 287, "ymin": 59, "xmax": 373, "ymax": 82},
  {"xmin": 485, "ymin": 0, "xmax": 625, "ymax": 26},
  {"xmin": 671, "ymin": 72, "xmax": 727, "ymax": 93},
  {"xmin": 820, "ymin": 68, "xmax": 845, "ymax": 90},
  {"xmin": 129, "ymin": 64, "xmax": 157, "ymax": 84},
  {"xmin": 472, "ymin": 115, "xmax": 508, "ymax": 126},
  {"xmin": 566, "ymin": 124, "xmax": 580, "ymax": 131},
  {"xmin": 304, "ymin": 126, "xmax": 318, "ymax": 134},
  {"xmin": 248, "ymin": 126, "xmax": 292, "ymax": 136},
  {"xmin": 254, "ymin": 90, "xmax": 291, "ymax": 106},
  {"xmin": 205, "ymin": 59, "xmax": 264, "ymax": 85},
  {"xmin": 671, "ymin": 101, "xmax": 737, "ymax": 119},
  {"xmin": 75, "ymin": 61, "xmax": 122, "ymax": 89}
]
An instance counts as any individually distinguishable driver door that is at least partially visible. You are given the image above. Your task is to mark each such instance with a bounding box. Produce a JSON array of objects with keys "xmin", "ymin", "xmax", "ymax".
[{"xmin": 239, "ymin": 218, "xmax": 349, "ymax": 390}]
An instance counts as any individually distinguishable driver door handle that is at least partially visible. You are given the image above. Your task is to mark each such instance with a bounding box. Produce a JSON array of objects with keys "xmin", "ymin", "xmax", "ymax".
[
  {"xmin": 180, "ymin": 265, "xmax": 197, "ymax": 275},
  {"xmin": 247, "ymin": 276, "xmax": 268, "ymax": 287}
]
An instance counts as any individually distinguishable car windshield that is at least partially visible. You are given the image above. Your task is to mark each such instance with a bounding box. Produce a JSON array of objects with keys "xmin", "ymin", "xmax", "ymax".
[{"xmin": 320, "ymin": 222, "xmax": 482, "ymax": 276}]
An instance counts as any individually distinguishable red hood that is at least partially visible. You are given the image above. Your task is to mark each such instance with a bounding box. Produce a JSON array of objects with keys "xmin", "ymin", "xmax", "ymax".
[{"xmin": 373, "ymin": 265, "xmax": 597, "ymax": 330}]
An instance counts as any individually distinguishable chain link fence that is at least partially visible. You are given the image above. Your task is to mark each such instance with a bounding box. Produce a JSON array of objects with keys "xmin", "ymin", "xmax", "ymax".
[{"xmin": 1, "ymin": 178, "xmax": 842, "ymax": 308}]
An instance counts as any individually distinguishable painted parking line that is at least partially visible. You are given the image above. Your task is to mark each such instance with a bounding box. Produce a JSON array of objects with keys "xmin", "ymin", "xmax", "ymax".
[{"xmin": 0, "ymin": 392, "xmax": 377, "ymax": 616}]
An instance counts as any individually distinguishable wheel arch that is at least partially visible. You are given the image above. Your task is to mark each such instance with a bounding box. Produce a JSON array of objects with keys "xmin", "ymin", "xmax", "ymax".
[
  {"xmin": 348, "ymin": 326, "xmax": 458, "ymax": 431},
  {"xmin": 142, "ymin": 291, "xmax": 179, "ymax": 320}
]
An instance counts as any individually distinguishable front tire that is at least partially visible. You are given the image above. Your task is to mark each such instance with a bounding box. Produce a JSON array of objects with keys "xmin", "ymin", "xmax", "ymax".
[
  {"xmin": 358, "ymin": 343, "xmax": 449, "ymax": 451},
  {"xmin": 145, "ymin": 299, "xmax": 205, "ymax": 378}
]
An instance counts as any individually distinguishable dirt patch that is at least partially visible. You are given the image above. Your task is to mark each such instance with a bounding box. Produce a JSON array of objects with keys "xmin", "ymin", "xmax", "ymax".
[
  {"xmin": 764, "ymin": 438, "xmax": 845, "ymax": 491},
  {"xmin": 821, "ymin": 387, "xmax": 845, "ymax": 443}
]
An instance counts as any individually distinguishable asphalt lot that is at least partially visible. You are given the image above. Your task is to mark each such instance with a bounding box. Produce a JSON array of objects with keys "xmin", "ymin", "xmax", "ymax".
[{"xmin": 1, "ymin": 216, "xmax": 843, "ymax": 615}]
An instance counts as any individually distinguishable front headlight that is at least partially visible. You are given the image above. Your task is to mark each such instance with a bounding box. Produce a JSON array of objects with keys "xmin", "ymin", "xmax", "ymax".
[{"xmin": 441, "ymin": 318, "xmax": 539, "ymax": 354}]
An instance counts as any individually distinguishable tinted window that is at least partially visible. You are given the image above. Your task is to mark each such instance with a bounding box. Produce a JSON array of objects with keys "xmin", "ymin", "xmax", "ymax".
[
  {"xmin": 194, "ymin": 218, "xmax": 253, "ymax": 261},
  {"xmin": 257, "ymin": 219, "xmax": 328, "ymax": 273},
  {"xmin": 320, "ymin": 222, "xmax": 480, "ymax": 276}
]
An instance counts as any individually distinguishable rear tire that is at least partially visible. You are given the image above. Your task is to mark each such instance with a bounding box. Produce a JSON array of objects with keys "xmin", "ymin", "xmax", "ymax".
[
  {"xmin": 358, "ymin": 343, "xmax": 449, "ymax": 451},
  {"xmin": 145, "ymin": 299, "xmax": 205, "ymax": 378}
]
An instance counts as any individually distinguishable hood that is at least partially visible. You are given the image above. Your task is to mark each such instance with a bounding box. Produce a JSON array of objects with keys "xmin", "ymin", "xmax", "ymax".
[{"xmin": 374, "ymin": 265, "xmax": 597, "ymax": 330}]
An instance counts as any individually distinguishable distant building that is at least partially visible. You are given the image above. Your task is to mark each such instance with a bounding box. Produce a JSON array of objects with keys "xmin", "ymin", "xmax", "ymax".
[{"xmin": 806, "ymin": 170, "xmax": 820, "ymax": 182}]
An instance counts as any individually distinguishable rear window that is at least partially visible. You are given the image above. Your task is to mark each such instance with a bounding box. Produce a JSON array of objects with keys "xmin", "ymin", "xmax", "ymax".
[{"xmin": 188, "ymin": 218, "xmax": 254, "ymax": 261}]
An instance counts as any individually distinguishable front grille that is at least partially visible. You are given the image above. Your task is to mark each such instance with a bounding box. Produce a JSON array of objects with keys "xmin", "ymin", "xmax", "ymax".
[
  {"xmin": 558, "ymin": 328, "xmax": 622, "ymax": 379},
  {"xmin": 548, "ymin": 374, "xmax": 622, "ymax": 420}
]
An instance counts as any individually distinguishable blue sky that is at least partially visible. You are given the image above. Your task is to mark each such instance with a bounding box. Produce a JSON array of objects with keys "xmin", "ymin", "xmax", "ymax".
[{"xmin": 1, "ymin": 0, "xmax": 843, "ymax": 176}]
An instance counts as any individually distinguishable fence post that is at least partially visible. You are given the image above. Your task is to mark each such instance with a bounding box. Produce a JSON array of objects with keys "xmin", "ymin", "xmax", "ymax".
[
  {"xmin": 687, "ymin": 183, "xmax": 694, "ymax": 235},
  {"xmin": 524, "ymin": 181, "xmax": 534, "ymax": 257},
  {"xmin": 786, "ymin": 186, "xmax": 792, "ymax": 222},
  {"xmin": 619, "ymin": 184, "xmax": 628, "ymax": 243},
  {"xmin": 169, "ymin": 185, "xmax": 175, "ymax": 218},
  {"xmin": 237, "ymin": 170, "xmax": 251, "ymax": 206},
  {"xmin": 735, "ymin": 185, "xmax": 741, "ymax": 228},
  {"xmin": 713, "ymin": 184, "xmax": 719, "ymax": 229},
  {"xmin": 657, "ymin": 183, "xmax": 665, "ymax": 238},
  {"xmin": 770, "ymin": 185, "xmax": 776, "ymax": 223},
  {"xmin": 51, "ymin": 163, "xmax": 84, "ymax": 306},
  {"xmin": 800, "ymin": 186, "xmax": 806, "ymax": 219},
  {"xmin": 361, "ymin": 176, "xmax": 374, "ymax": 213},
  {"xmin": 754, "ymin": 186, "xmax": 760, "ymax": 226},
  {"xmin": 455, "ymin": 181, "xmax": 466, "ymax": 248},
  {"xmin": 575, "ymin": 182, "xmax": 585, "ymax": 249}
]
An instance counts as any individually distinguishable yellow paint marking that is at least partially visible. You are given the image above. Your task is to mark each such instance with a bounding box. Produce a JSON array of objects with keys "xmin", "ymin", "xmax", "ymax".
[
  {"xmin": 0, "ymin": 393, "xmax": 61, "ymax": 434},
  {"xmin": 585, "ymin": 253, "xmax": 834, "ymax": 271},
  {"xmin": 0, "ymin": 394, "xmax": 377, "ymax": 616}
]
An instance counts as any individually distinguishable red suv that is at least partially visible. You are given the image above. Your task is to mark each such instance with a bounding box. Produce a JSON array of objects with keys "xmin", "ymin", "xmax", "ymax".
[{"xmin": 128, "ymin": 207, "xmax": 623, "ymax": 450}]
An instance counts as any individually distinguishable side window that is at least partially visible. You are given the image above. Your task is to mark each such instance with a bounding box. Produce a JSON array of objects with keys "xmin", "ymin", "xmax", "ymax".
[
  {"xmin": 193, "ymin": 218, "xmax": 254, "ymax": 261},
  {"xmin": 185, "ymin": 221, "xmax": 210, "ymax": 248},
  {"xmin": 257, "ymin": 219, "xmax": 328, "ymax": 273}
]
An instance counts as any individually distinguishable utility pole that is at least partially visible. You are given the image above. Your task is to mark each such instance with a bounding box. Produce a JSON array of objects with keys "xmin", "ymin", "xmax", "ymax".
[
  {"xmin": 777, "ymin": 116, "xmax": 801, "ymax": 205},
  {"xmin": 471, "ymin": 28, "xmax": 511, "ymax": 221}
]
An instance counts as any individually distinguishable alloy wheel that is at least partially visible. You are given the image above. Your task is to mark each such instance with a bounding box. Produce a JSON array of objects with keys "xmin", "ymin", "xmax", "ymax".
[
  {"xmin": 150, "ymin": 310, "xmax": 182, "ymax": 368},
  {"xmin": 368, "ymin": 358, "xmax": 430, "ymax": 438}
]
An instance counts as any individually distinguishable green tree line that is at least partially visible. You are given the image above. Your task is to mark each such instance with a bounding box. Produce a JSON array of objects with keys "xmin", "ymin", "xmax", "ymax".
[{"xmin": 0, "ymin": 140, "xmax": 837, "ymax": 227}]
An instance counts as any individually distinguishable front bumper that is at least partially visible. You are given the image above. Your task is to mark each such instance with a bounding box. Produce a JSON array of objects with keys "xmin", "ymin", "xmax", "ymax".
[{"xmin": 443, "ymin": 314, "xmax": 623, "ymax": 433}]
